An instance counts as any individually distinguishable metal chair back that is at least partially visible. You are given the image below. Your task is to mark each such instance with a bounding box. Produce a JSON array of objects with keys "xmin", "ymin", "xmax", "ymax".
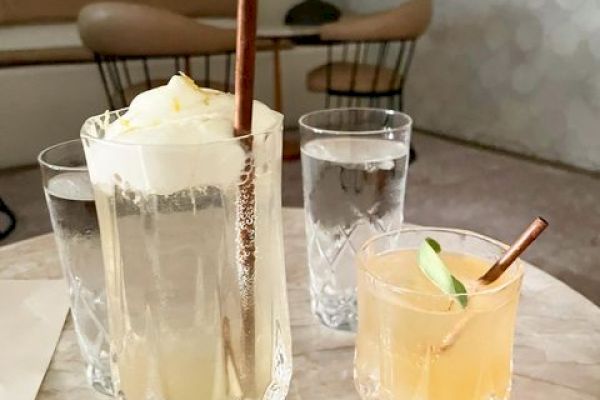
[
  {"xmin": 322, "ymin": 40, "xmax": 416, "ymax": 110},
  {"xmin": 315, "ymin": 0, "xmax": 432, "ymax": 111}
]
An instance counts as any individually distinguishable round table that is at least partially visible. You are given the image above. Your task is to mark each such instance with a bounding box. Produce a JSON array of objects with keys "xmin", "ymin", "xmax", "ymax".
[{"xmin": 1, "ymin": 208, "xmax": 598, "ymax": 400}]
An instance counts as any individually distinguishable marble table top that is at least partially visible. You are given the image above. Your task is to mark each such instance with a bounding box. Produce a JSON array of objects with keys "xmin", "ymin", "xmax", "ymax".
[{"xmin": 0, "ymin": 208, "xmax": 598, "ymax": 399}]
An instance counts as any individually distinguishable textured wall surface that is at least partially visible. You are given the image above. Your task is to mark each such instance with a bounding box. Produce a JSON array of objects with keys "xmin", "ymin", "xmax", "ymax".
[{"xmin": 405, "ymin": 0, "xmax": 600, "ymax": 171}]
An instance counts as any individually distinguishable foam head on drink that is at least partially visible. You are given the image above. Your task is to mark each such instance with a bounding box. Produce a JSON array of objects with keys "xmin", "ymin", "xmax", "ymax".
[
  {"xmin": 83, "ymin": 75, "xmax": 291, "ymax": 400},
  {"xmin": 86, "ymin": 74, "xmax": 282, "ymax": 194}
]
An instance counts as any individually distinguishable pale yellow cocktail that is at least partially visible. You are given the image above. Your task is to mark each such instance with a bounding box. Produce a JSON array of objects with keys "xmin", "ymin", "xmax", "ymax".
[
  {"xmin": 82, "ymin": 76, "xmax": 292, "ymax": 400},
  {"xmin": 355, "ymin": 228, "xmax": 523, "ymax": 400}
]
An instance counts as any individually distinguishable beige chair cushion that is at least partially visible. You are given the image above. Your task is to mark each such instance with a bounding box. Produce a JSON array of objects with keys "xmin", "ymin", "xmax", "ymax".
[
  {"xmin": 78, "ymin": 3, "xmax": 276, "ymax": 57},
  {"xmin": 78, "ymin": 3, "xmax": 239, "ymax": 56},
  {"xmin": 0, "ymin": 0, "xmax": 236, "ymax": 24},
  {"xmin": 320, "ymin": 0, "xmax": 432, "ymax": 42},
  {"xmin": 307, "ymin": 62, "xmax": 401, "ymax": 94}
]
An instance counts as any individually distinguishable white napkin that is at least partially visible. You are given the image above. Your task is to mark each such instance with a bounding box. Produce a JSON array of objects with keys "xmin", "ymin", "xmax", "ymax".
[{"xmin": 0, "ymin": 280, "xmax": 70, "ymax": 400}]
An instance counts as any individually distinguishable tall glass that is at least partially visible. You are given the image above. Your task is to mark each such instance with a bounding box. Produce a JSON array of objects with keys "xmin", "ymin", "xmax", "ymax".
[
  {"xmin": 81, "ymin": 111, "xmax": 292, "ymax": 400},
  {"xmin": 299, "ymin": 108, "xmax": 412, "ymax": 331},
  {"xmin": 38, "ymin": 139, "xmax": 113, "ymax": 395},
  {"xmin": 355, "ymin": 227, "xmax": 524, "ymax": 399}
]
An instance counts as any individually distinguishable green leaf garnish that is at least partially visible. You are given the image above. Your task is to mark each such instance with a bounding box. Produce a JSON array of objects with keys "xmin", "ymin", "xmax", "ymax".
[
  {"xmin": 425, "ymin": 237, "xmax": 442, "ymax": 253},
  {"xmin": 418, "ymin": 238, "xmax": 469, "ymax": 308},
  {"xmin": 451, "ymin": 276, "xmax": 468, "ymax": 308}
]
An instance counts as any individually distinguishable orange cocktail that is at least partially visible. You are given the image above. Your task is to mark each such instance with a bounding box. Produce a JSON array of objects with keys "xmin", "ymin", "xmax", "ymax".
[{"xmin": 355, "ymin": 228, "xmax": 523, "ymax": 400}]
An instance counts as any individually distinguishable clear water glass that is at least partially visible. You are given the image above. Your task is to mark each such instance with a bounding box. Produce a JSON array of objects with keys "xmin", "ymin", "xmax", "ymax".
[
  {"xmin": 81, "ymin": 111, "xmax": 292, "ymax": 400},
  {"xmin": 38, "ymin": 139, "xmax": 113, "ymax": 395},
  {"xmin": 299, "ymin": 108, "xmax": 412, "ymax": 331}
]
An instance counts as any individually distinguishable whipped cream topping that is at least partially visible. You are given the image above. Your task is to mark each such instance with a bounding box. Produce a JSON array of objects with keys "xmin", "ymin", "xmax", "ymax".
[
  {"xmin": 105, "ymin": 74, "xmax": 282, "ymax": 144},
  {"xmin": 83, "ymin": 75, "xmax": 282, "ymax": 195}
]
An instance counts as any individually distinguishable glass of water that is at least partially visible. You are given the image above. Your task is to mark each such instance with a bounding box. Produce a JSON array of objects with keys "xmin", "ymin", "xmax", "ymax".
[
  {"xmin": 38, "ymin": 139, "xmax": 113, "ymax": 395},
  {"xmin": 299, "ymin": 108, "xmax": 412, "ymax": 331}
]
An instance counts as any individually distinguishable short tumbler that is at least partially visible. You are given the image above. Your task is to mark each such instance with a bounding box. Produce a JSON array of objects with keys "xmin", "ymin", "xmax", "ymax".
[
  {"xmin": 39, "ymin": 139, "xmax": 112, "ymax": 395},
  {"xmin": 355, "ymin": 227, "xmax": 524, "ymax": 399},
  {"xmin": 300, "ymin": 108, "xmax": 412, "ymax": 330}
]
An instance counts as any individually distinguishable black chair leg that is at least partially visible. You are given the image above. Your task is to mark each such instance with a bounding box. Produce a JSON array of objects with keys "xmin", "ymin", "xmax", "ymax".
[
  {"xmin": 409, "ymin": 145, "xmax": 417, "ymax": 164},
  {"xmin": 0, "ymin": 197, "xmax": 16, "ymax": 241}
]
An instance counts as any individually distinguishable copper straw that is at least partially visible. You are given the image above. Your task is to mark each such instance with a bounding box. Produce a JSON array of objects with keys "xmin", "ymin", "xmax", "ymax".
[
  {"xmin": 439, "ymin": 216, "xmax": 549, "ymax": 352},
  {"xmin": 479, "ymin": 217, "xmax": 548, "ymax": 284},
  {"xmin": 235, "ymin": 0, "xmax": 258, "ymax": 138},
  {"xmin": 234, "ymin": 0, "xmax": 258, "ymax": 395}
]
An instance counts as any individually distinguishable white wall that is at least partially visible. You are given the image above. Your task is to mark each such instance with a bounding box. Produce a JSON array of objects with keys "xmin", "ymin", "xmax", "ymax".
[{"xmin": 0, "ymin": 64, "xmax": 105, "ymax": 169}]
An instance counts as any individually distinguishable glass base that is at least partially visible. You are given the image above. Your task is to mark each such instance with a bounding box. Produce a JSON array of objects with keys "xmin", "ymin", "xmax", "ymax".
[
  {"xmin": 311, "ymin": 292, "xmax": 357, "ymax": 331},
  {"xmin": 263, "ymin": 322, "xmax": 293, "ymax": 399},
  {"xmin": 355, "ymin": 374, "xmax": 512, "ymax": 400},
  {"xmin": 355, "ymin": 371, "xmax": 382, "ymax": 400},
  {"xmin": 87, "ymin": 363, "xmax": 114, "ymax": 397},
  {"xmin": 263, "ymin": 381, "xmax": 292, "ymax": 400}
]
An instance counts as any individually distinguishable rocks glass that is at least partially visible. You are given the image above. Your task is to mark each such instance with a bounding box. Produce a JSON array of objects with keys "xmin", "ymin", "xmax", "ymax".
[{"xmin": 355, "ymin": 227, "xmax": 524, "ymax": 399}]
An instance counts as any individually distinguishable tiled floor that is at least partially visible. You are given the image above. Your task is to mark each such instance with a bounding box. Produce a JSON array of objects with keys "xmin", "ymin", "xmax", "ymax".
[{"xmin": 1, "ymin": 132, "xmax": 599, "ymax": 304}]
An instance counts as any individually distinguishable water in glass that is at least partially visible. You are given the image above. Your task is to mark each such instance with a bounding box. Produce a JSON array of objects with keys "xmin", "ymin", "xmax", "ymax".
[
  {"xmin": 301, "ymin": 136, "xmax": 408, "ymax": 330},
  {"xmin": 44, "ymin": 171, "xmax": 112, "ymax": 395}
]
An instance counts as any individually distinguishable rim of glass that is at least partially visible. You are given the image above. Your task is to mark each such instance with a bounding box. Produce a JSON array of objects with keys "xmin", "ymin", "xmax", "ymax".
[
  {"xmin": 38, "ymin": 139, "xmax": 87, "ymax": 172},
  {"xmin": 358, "ymin": 226, "xmax": 524, "ymax": 298},
  {"xmin": 80, "ymin": 108, "xmax": 282, "ymax": 148},
  {"xmin": 298, "ymin": 107, "xmax": 413, "ymax": 135}
]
